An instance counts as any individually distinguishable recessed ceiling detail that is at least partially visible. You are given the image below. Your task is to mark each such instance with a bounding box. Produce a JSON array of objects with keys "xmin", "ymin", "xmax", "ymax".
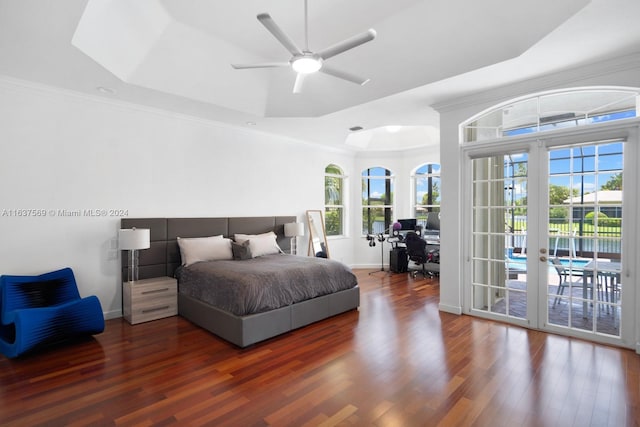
[
  {"xmin": 71, "ymin": 0, "xmax": 590, "ymax": 118},
  {"xmin": 345, "ymin": 126, "xmax": 439, "ymax": 151},
  {"xmin": 5, "ymin": 0, "xmax": 638, "ymax": 151}
]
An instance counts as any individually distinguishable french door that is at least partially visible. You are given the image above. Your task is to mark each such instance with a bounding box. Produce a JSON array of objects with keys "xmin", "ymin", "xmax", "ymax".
[{"xmin": 466, "ymin": 131, "xmax": 633, "ymax": 346}]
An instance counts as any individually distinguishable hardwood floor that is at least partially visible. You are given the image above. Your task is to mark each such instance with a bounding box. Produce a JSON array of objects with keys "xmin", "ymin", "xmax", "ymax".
[{"xmin": 1, "ymin": 269, "xmax": 639, "ymax": 426}]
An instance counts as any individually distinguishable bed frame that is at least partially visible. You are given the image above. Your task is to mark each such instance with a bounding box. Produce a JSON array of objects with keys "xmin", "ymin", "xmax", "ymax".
[{"xmin": 120, "ymin": 216, "xmax": 360, "ymax": 347}]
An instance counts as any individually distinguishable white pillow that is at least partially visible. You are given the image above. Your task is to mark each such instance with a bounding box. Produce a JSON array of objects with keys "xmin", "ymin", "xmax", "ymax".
[
  {"xmin": 177, "ymin": 235, "xmax": 223, "ymax": 264},
  {"xmin": 247, "ymin": 234, "xmax": 282, "ymax": 258},
  {"xmin": 234, "ymin": 231, "xmax": 276, "ymax": 244},
  {"xmin": 176, "ymin": 235, "xmax": 232, "ymax": 266},
  {"xmin": 234, "ymin": 232, "xmax": 282, "ymax": 257}
]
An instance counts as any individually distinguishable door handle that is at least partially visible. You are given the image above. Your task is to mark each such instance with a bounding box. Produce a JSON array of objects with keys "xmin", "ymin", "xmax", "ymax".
[{"xmin": 540, "ymin": 256, "xmax": 547, "ymax": 262}]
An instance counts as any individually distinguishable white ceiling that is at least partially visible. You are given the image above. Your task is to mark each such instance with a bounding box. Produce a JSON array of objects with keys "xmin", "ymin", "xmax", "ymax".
[{"xmin": 1, "ymin": 0, "xmax": 639, "ymax": 151}]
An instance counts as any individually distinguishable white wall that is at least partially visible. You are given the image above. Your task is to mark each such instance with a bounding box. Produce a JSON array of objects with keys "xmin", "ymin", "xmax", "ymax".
[
  {"xmin": 434, "ymin": 53, "xmax": 640, "ymax": 318},
  {"xmin": 0, "ymin": 79, "xmax": 355, "ymax": 318}
]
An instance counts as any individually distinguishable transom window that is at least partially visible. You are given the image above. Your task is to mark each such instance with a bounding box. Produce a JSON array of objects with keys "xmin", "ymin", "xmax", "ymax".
[
  {"xmin": 324, "ymin": 164, "xmax": 346, "ymax": 236},
  {"xmin": 362, "ymin": 167, "xmax": 394, "ymax": 235},
  {"xmin": 462, "ymin": 88, "xmax": 639, "ymax": 143}
]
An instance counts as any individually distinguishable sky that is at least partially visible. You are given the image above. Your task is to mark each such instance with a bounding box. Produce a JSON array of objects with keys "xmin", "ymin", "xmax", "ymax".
[{"xmin": 361, "ymin": 112, "xmax": 628, "ymax": 208}]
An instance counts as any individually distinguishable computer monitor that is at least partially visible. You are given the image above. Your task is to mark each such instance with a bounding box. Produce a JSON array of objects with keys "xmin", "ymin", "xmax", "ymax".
[
  {"xmin": 398, "ymin": 218, "xmax": 417, "ymax": 231},
  {"xmin": 426, "ymin": 212, "xmax": 440, "ymax": 230}
]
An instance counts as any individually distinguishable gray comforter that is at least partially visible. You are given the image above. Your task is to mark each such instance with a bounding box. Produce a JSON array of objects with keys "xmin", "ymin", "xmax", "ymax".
[{"xmin": 175, "ymin": 254, "xmax": 358, "ymax": 316}]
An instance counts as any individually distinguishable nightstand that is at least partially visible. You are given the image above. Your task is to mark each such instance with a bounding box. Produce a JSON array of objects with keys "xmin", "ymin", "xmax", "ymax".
[{"xmin": 123, "ymin": 276, "xmax": 177, "ymax": 324}]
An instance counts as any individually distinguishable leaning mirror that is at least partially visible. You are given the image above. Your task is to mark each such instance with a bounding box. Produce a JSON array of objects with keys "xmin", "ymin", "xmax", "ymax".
[{"xmin": 306, "ymin": 210, "xmax": 330, "ymax": 258}]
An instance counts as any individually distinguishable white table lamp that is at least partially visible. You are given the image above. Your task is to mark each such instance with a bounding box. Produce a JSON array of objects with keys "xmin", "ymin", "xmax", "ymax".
[
  {"xmin": 119, "ymin": 228, "xmax": 150, "ymax": 282},
  {"xmin": 284, "ymin": 222, "xmax": 304, "ymax": 255}
]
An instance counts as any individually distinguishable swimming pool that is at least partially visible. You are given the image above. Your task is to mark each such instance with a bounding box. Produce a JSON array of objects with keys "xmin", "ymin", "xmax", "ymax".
[
  {"xmin": 507, "ymin": 256, "xmax": 590, "ymax": 272},
  {"xmin": 508, "ymin": 256, "xmax": 589, "ymax": 266}
]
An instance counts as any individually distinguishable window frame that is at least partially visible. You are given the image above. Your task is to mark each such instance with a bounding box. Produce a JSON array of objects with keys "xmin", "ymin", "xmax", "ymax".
[
  {"xmin": 361, "ymin": 166, "xmax": 395, "ymax": 236},
  {"xmin": 324, "ymin": 164, "xmax": 347, "ymax": 237},
  {"xmin": 413, "ymin": 163, "xmax": 441, "ymax": 229}
]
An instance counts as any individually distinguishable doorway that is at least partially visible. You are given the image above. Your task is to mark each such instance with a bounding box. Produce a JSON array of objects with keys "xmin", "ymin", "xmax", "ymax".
[{"xmin": 466, "ymin": 135, "xmax": 629, "ymax": 345}]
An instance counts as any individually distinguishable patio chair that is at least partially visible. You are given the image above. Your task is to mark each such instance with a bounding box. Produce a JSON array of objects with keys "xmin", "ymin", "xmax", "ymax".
[{"xmin": 552, "ymin": 258, "xmax": 593, "ymax": 306}]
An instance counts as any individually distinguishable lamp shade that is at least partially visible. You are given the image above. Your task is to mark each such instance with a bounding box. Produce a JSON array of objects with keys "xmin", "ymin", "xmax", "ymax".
[
  {"xmin": 284, "ymin": 222, "xmax": 304, "ymax": 237},
  {"xmin": 118, "ymin": 228, "xmax": 150, "ymax": 250}
]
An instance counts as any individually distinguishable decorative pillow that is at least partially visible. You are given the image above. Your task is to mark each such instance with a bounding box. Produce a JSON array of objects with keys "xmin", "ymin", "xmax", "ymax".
[
  {"xmin": 176, "ymin": 235, "xmax": 232, "ymax": 266},
  {"xmin": 231, "ymin": 240, "xmax": 252, "ymax": 260},
  {"xmin": 177, "ymin": 235, "xmax": 223, "ymax": 265},
  {"xmin": 233, "ymin": 231, "xmax": 276, "ymax": 244},
  {"xmin": 246, "ymin": 234, "xmax": 282, "ymax": 258}
]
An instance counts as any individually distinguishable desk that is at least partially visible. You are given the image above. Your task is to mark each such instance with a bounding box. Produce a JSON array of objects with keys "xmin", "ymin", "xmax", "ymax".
[{"xmin": 583, "ymin": 260, "xmax": 621, "ymax": 315}]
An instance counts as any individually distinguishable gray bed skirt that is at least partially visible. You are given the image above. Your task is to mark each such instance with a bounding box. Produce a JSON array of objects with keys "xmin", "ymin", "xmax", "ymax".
[{"xmin": 178, "ymin": 286, "xmax": 360, "ymax": 348}]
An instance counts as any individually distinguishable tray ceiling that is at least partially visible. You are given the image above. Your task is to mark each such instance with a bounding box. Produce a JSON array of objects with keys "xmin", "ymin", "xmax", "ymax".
[{"xmin": 2, "ymin": 0, "xmax": 639, "ymax": 150}]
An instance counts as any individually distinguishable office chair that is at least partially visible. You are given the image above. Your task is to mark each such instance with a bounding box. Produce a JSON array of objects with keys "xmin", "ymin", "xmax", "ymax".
[{"xmin": 404, "ymin": 232, "xmax": 439, "ymax": 278}]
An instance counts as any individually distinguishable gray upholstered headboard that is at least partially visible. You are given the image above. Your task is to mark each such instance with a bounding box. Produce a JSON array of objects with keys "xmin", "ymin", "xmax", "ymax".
[{"xmin": 120, "ymin": 216, "xmax": 296, "ymax": 280}]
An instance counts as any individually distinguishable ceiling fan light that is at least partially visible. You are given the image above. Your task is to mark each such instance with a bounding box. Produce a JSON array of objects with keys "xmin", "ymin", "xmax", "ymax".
[{"xmin": 292, "ymin": 56, "xmax": 322, "ymax": 74}]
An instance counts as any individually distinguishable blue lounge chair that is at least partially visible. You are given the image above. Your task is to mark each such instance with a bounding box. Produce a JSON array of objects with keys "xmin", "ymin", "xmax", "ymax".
[{"xmin": 0, "ymin": 267, "xmax": 104, "ymax": 358}]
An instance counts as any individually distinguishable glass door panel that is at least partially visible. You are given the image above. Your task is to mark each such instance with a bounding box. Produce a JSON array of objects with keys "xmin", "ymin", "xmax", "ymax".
[
  {"xmin": 546, "ymin": 141, "xmax": 623, "ymax": 338},
  {"xmin": 470, "ymin": 153, "xmax": 528, "ymax": 321}
]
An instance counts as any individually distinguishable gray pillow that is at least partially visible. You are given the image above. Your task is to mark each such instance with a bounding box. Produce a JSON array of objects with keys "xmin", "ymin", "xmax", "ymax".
[{"xmin": 232, "ymin": 240, "xmax": 252, "ymax": 260}]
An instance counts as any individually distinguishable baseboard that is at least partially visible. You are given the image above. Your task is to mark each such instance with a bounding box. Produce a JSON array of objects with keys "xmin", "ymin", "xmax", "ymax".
[
  {"xmin": 438, "ymin": 303, "xmax": 462, "ymax": 315},
  {"xmin": 104, "ymin": 310, "xmax": 123, "ymax": 320},
  {"xmin": 351, "ymin": 263, "xmax": 388, "ymax": 269}
]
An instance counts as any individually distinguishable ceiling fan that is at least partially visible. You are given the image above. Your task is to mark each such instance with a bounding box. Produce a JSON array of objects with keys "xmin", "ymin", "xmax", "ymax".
[{"xmin": 231, "ymin": 0, "xmax": 376, "ymax": 94}]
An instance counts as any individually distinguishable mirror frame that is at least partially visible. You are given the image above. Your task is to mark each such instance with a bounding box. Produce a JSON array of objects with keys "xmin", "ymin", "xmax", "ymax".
[{"xmin": 306, "ymin": 210, "xmax": 330, "ymax": 258}]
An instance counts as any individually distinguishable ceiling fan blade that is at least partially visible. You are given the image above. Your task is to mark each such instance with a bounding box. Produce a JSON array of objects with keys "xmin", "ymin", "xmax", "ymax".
[
  {"xmin": 257, "ymin": 13, "xmax": 303, "ymax": 56},
  {"xmin": 320, "ymin": 65, "xmax": 370, "ymax": 86},
  {"xmin": 317, "ymin": 29, "xmax": 376, "ymax": 60},
  {"xmin": 293, "ymin": 73, "xmax": 306, "ymax": 94},
  {"xmin": 231, "ymin": 62, "xmax": 289, "ymax": 69}
]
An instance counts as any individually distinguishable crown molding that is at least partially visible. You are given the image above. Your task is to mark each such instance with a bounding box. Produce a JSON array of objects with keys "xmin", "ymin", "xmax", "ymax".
[
  {"xmin": 432, "ymin": 51, "xmax": 640, "ymax": 114},
  {"xmin": 0, "ymin": 74, "xmax": 354, "ymax": 155},
  {"xmin": 0, "ymin": 74, "xmax": 247, "ymax": 132}
]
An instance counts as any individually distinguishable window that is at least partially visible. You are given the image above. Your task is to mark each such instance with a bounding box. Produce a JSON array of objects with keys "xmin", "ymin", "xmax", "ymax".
[
  {"xmin": 461, "ymin": 88, "xmax": 639, "ymax": 143},
  {"xmin": 548, "ymin": 142, "xmax": 623, "ymax": 259},
  {"xmin": 325, "ymin": 164, "xmax": 345, "ymax": 236},
  {"xmin": 413, "ymin": 164, "xmax": 441, "ymax": 229},
  {"xmin": 362, "ymin": 167, "xmax": 394, "ymax": 235}
]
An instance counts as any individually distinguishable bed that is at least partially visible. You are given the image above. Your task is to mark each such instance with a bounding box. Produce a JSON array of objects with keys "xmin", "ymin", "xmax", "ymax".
[{"xmin": 120, "ymin": 216, "xmax": 360, "ymax": 347}]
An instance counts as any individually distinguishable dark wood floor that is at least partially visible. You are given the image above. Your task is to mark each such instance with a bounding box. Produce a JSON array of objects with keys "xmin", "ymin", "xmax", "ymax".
[{"xmin": 1, "ymin": 270, "xmax": 639, "ymax": 426}]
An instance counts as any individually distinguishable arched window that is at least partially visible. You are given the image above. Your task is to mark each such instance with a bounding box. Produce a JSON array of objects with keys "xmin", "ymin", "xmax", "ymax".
[
  {"xmin": 362, "ymin": 167, "xmax": 394, "ymax": 235},
  {"xmin": 457, "ymin": 86, "xmax": 636, "ymax": 339},
  {"xmin": 461, "ymin": 88, "xmax": 639, "ymax": 143},
  {"xmin": 324, "ymin": 164, "xmax": 346, "ymax": 236},
  {"xmin": 413, "ymin": 163, "xmax": 441, "ymax": 229}
]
